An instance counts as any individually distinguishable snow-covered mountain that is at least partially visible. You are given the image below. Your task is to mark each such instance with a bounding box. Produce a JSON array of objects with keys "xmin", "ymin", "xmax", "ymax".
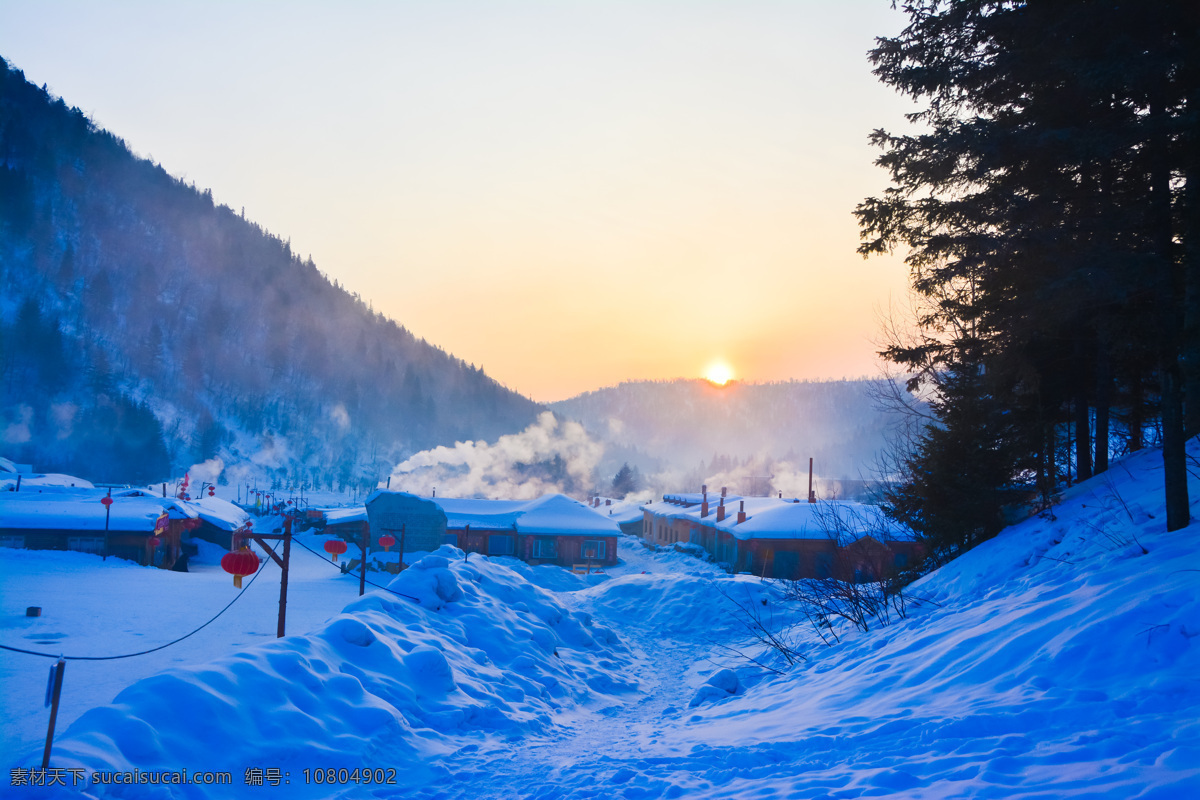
[{"xmin": 0, "ymin": 58, "xmax": 542, "ymax": 487}]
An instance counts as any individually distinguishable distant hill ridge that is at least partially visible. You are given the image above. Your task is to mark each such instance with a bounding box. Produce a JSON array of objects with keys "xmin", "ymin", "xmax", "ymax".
[
  {"xmin": 0, "ymin": 57, "xmax": 542, "ymax": 486},
  {"xmin": 550, "ymin": 377, "xmax": 899, "ymax": 484}
]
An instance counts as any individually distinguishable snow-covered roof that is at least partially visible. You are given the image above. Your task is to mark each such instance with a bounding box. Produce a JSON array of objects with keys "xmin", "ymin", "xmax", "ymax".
[
  {"xmin": 183, "ymin": 496, "xmax": 251, "ymax": 531},
  {"xmin": 661, "ymin": 492, "xmax": 745, "ymax": 507},
  {"xmin": 365, "ymin": 491, "xmax": 621, "ymax": 537},
  {"xmin": 0, "ymin": 472, "xmax": 95, "ymax": 492},
  {"xmin": 643, "ymin": 497, "xmax": 913, "ymax": 542},
  {"xmin": 0, "ymin": 491, "xmax": 198, "ymax": 532},
  {"xmin": 317, "ymin": 506, "xmax": 368, "ymax": 525},
  {"xmin": 585, "ymin": 499, "xmax": 646, "ymax": 526}
]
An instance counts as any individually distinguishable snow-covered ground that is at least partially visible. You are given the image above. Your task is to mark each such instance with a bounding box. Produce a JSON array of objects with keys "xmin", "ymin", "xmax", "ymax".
[{"xmin": 3, "ymin": 442, "xmax": 1199, "ymax": 798}]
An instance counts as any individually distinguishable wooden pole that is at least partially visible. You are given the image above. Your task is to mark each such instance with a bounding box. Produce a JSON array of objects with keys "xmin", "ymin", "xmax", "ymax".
[
  {"xmin": 277, "ymin": 517, "xmax": 292, "ymax": 638},
  {"xmin": 398, "ymin": 524, "xmax": 407, "ymax": 571},
  {"xmin": 359, "ymin": 521, "xmax": 368, "ymax": 596},
  {"xmin": 42, "ymin": 658, "xmax": 65, "ymax": 768}
]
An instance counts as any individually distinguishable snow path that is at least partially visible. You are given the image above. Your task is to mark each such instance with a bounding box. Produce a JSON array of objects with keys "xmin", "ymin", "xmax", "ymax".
[{"xmin": 385, "ymin": 594, "xmax": 714, "ymax": 800}]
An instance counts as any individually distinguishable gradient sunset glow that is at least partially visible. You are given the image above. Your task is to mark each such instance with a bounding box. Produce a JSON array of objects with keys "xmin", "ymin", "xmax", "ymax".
[{"xmin": 0, "ymin": 2, "xmax": 916, "ymax": 402}]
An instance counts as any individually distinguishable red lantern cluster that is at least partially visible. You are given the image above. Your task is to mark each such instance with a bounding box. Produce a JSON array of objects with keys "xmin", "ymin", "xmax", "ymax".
[
  {"xmin": 378, "ymin": 534, "xmax": 396, "ymax": 552},
  {"xmin": 323, "ymin": 539, "xmax": 348, "ymax": 562},
  {"xmin": 208, "ymin": 486, "xmax": 215, "ymax": 497},
  {"xmin": 221, "ymin": 548, "xmax": 258, "ymax": 588}
]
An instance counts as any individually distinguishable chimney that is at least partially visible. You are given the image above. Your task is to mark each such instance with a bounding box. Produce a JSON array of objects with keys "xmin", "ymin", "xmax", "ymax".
[
  {"xmin": 605, "ymin": 499, "xmax": 611, "ymax": 506},
  {"xmin": 701, "ymin": 484, "xmax": 709, "ymax": 516},
  {"xmin": 808, "ymin": 457, "xmax": 816, "ymax": 504},
  {"xmin": 737, "ymin": 500, "xmax": 746, "ymax": 524},
  {"xmin": 721, "ymin": 486, "xmax": 727, "ymax": 498},
  {"xmin": 716, "ymin": 500, "xmax": 726, "ymax": 523}
]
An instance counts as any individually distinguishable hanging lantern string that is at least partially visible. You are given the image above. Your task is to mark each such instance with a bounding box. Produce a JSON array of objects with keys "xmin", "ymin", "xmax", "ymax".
[
  {"xmin": 291, "ymin": 537, "xmax": 419, "ymax": 603},
  {"xmin": 0, "ymin": 556, "xmax": 270, "ymax": 661}
]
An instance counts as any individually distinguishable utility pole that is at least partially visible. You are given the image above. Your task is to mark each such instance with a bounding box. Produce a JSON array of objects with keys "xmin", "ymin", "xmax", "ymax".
[
  {"xmin": 246, "ymin": 516, "xmax": 292, "ymax": 638},
  {"xmin": 278, "ymin": 517, "xmax": 291, "ymax": 638}
]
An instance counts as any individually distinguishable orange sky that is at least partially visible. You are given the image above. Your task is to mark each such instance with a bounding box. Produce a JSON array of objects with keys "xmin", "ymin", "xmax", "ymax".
[{"xmin": 1, "ymin": 1, "xmax": 915, "ymax": 402}]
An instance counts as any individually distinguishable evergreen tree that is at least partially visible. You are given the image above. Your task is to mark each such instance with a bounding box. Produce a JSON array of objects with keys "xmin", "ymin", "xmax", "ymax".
[
  {"xmin": 612, "ymin": 462, "xmax": 640, "ymax": 498},
  {"xmin": 858, "ymin": 0, "xmax": 1197, "ymax": 540}
]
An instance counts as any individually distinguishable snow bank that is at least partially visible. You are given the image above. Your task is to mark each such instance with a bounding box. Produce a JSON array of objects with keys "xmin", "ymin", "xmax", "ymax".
[
  {"xmin": 641, "ymin": 444, "xmax": 1200, "ymax": 798},
  {"xmin": 24, "ymin": 547, "xmax": 637, "ymax": 798}
]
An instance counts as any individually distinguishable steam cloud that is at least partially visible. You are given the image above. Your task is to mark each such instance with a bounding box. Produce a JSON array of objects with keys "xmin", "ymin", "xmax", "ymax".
[{"xmin": 387, "ymin": 412, "xmax": 603, "ymax": 500}]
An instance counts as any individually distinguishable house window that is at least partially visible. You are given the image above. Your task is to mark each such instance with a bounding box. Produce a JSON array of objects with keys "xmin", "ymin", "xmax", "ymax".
[
  {"xmin": 67, "ymin": 536, "xmax": 105, "ymax": 555},
  {"xmin": 581, "ymin": 540, "xmax": 606, "ymax": 560},
  {"xmin": 816, "ymin": 553, "xmax": 833, "ymax": 579},
  {"xmin": 442, "ymin": 534, "xmax": 459, "ymax": 546},
  {"xmin": 533, "ymin": 538, "xmax": 558, "ymax": 558},
  {"xmin": 487, "ymin": 534, "xmax": 515, "ymax": 556},
  {"xmin": 894, "ymin": 552, "xmax": 909, "ymax": 568},
  {"xmin": 0, "ymin": 534, "xmax": 26, "ymax": 549}
]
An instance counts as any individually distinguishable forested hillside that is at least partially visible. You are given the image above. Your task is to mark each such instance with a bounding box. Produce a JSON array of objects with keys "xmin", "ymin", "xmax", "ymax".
[
  {"xmin": 551, "ymin": 378, "xmax": 898, "ymax": 488},
  {"xmin": 0, "ymin": 58, "xmax": 542, "ymax": 486}
]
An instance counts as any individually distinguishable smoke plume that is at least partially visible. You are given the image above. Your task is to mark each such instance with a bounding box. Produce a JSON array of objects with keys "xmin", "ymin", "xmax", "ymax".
[{"xmin": 387, "ymin": 412, "xmax": 603, "ymax": 499}]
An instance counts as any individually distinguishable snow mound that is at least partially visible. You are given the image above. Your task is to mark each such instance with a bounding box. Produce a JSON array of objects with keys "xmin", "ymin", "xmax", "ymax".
[
  {"xmin": 581, "ymin": 571, "xmax": 772, "ymax": 637},
  {"xmin": 26, "ymin": 547, "xmax": 638, "ymax": 798}
]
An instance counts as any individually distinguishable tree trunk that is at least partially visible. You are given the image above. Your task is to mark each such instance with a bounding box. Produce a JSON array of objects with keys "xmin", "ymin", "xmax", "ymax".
[
  {"xmin": 1074, "ymin": 393, "xmax": 1092, "ymax": 482},
  {"xmin": 1094, "ymin": 341, "xmax": 1110, "ymax": 474},
  {"xmin": 1162, "ymin": 365, "xmax": 1190, "ymax": 531},
  {"xmin": 1184, "ymin": 81, "xmax": 1200, "ymax": 437},
  {"xmin": 1150, "ymin": 98, "xmax": 1190, "ymax": 531}
]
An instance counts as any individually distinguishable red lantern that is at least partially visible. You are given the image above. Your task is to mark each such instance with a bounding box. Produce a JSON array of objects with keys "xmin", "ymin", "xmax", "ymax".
[
  {"xmin": 378, "ymin": 534, "xmax": 396, "ymax": 552},
  {"xmin": 100, "ymin": 495, "xmax": 113, "ymax": 507},
  {"xmin": 221, "ymin": 548, "xmax": 258, "ymax": 588},
  {"xmin": 148, "ymin": 536, "xmax": 161, "ymax": 548},
  {"xmin": 323, "ymin": 539, "xmax": 348, "ymax": 562},
  {"xmin": 208, "ymin": 486, "xmax": 215, "ymax": 497}
]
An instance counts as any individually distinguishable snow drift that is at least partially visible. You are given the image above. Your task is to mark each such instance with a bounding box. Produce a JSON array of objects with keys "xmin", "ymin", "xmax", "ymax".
[{"xmin": 24, "ymin": 547, "xmax": 637, "ymax": 799}]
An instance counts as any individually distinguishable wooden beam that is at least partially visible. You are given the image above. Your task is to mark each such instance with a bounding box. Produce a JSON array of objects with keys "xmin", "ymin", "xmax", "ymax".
[{"xmin": 249, "ymin": 535, "xmax": 284, "ymax": 569}]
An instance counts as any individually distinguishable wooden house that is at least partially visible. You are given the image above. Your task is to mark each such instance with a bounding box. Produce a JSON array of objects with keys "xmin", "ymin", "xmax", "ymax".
[
  {"xmin": 0, "ymin": 487, "xmax": 201, "ymax": 569},
  {"xmin": 641, "ymin": 490, "xmax": 922, "ymax": 581},
  {"xmin": 365, "ymin": 491, "xmax": 621, "ymax": 569}
]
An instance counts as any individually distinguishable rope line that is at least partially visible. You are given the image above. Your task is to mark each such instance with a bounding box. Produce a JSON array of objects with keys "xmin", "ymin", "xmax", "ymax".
[
  {"xmin": 291, "ymin": 536, "xmax": 421, "ymax": 603},
  {"xmin": 0, "ymin": 558, "xmax": 270, "ymax": 661},
  {"xmin": 2, "ymin": 528, "xmax": 421, "ymax": 660}
]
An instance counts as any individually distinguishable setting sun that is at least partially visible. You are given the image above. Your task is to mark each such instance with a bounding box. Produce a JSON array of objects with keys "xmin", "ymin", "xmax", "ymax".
[{"xmin": 704, "ymin": 361, "xmax": 734, "ymax": 386}]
